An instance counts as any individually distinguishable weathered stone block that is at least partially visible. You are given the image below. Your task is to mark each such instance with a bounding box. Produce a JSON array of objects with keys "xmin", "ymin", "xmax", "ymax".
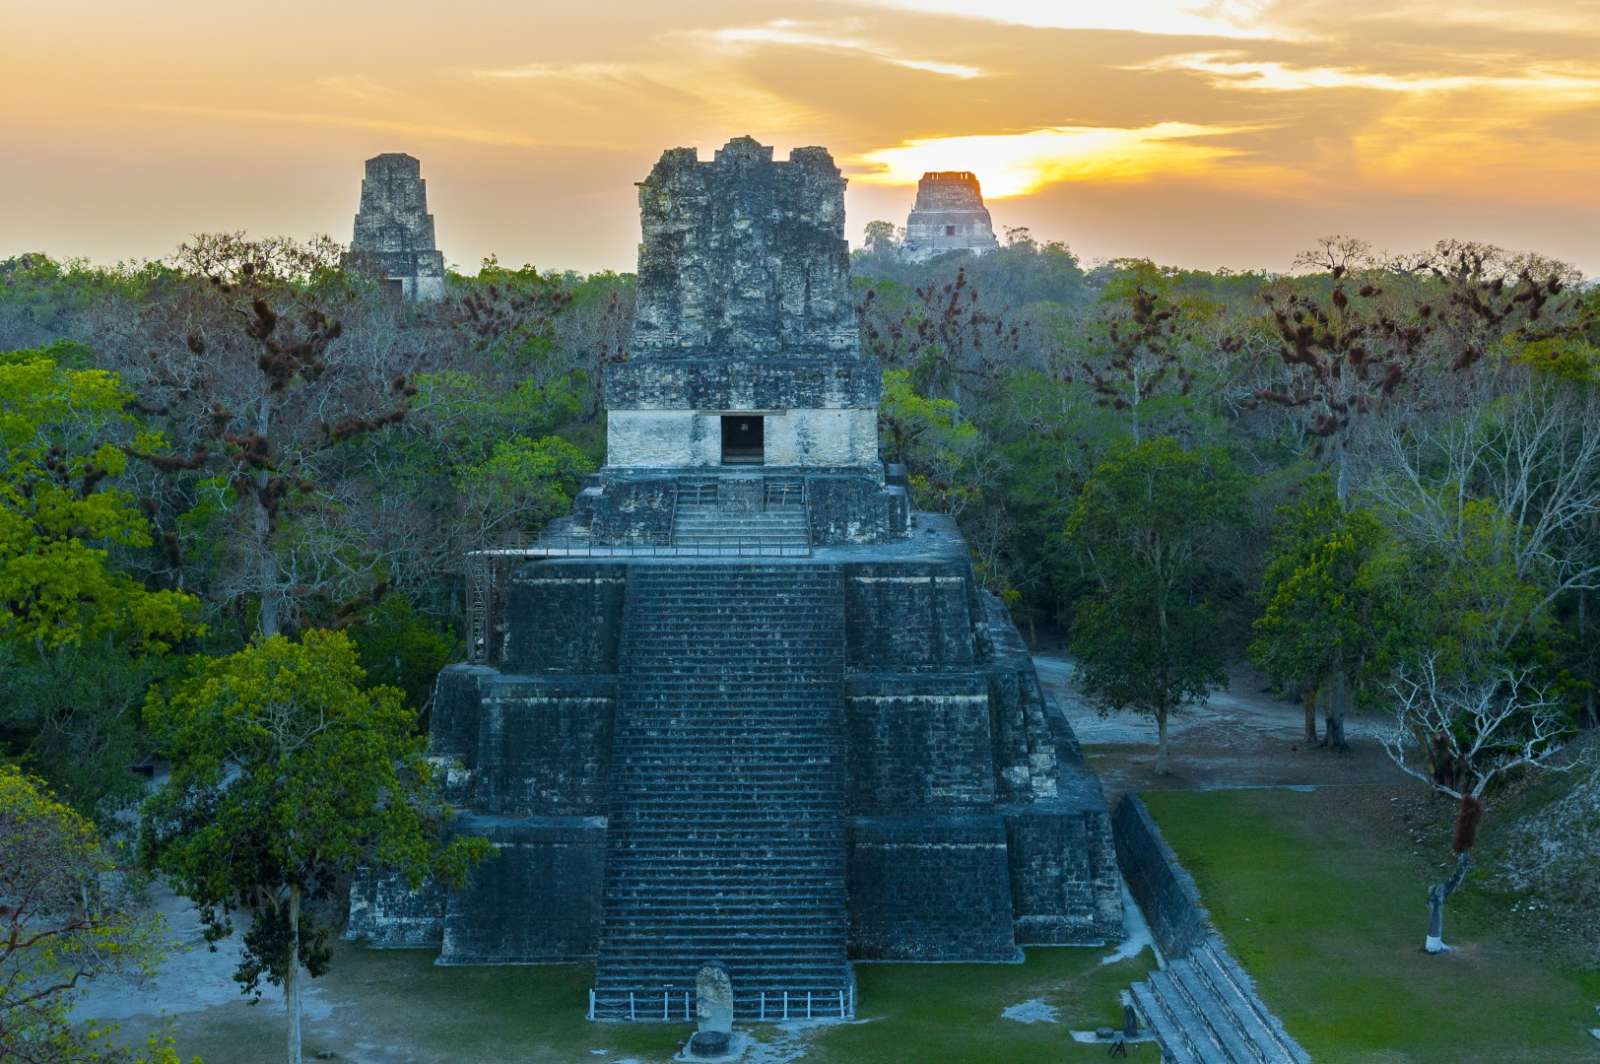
[
  {"xmin": 845, "ymin": 674, "xmax": 995, "ymax": 813},
  {"xmin": 847, "ymin": 815, "xmax": 1020, "ymax": 961},
  {"xmin": 501, "ymin": 564, "xmax": 626, "ymax": 671},
  {"xmin": 475, "ymin": 676, "xmax": 615, "ymax": 816},
  {"xmin": 1006, "ymin": 808, "xmax": 1123, "ymax": 944},
  {"xmin": 345, "ymin": 867, "xmax": 445, "ymax": 949},
  {"xmin": 439, "ymin": 816, "xmax": 606, "ymax": 964},
  {"xmin": 844, "ymin": 563, "xmax": 976, "ymax": 669}
]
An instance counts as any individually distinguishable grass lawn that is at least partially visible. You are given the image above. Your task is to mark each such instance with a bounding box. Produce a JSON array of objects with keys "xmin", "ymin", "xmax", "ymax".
[
  {"xmin": 116, "ymin": 942, "xmax": 1157, "ymax": 1063},
  {"xmin": 800, "ymin": 947, "xmax": 1157, "ymax": 1063},
  {"xmin": 1142, "ymin": 787, "xmax": 1600, "ymax": 1064}
]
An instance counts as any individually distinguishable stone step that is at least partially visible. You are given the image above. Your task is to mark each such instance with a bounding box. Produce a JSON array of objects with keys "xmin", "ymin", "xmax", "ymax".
[
  {"xmin": 610, "ymin": 763, "xmax": 843, "ymax": 777},
  {"xmin": 1189, "ymin": 941, "xmax": 1311, "ymax": 1063},
  {"xmin": 607, "ymin": 820, "xmax": 845, "ymax": 833},
  {"xmin": 598, "ymin": 923, "xmax": 847, "ymax": 939},
  {"xmin": 596, "ymin": 968, "xmax": 847, "ymax": 983},
  {"xmin": 1169, "ymin": 962, "xmax": 1261, "ymax": 1063},
  {"xmin": 593, "ymin": 976, "xmax": 850, "ymax": 996},
  {"xmin": 606, "ymin": 833, "xmax": 844, "ymax": 847},
  {"xmin": 600, "ymin": 887, "xmax": 843, "ymax": 902},
  {"xmin": 597, "ymin": 947, "xmax": 845, "ymax": 963},
  {"xmin": 600, "ymin": 881, "xmax": 844, "ymax": 895},
  {"xmin": 1138, "ymin": 970, "xmax": 1232, "ymax": 1064},
  {"xmin": 1129, "ymin": 981, "xmax": 1201, "ymax": 1063}
]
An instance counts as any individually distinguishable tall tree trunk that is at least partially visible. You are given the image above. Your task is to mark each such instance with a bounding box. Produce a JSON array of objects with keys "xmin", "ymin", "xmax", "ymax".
[
  {"xmin": 1155, "ymin": 709, "xmax": 1169, "ymax": 776},
  {"xmin": 255, "ymin": 482, "xmax": 280, "ymax": 638},
  {"xmin": 1301, "ymin": 682, "xmax": 1319, "ymax": 744},
  {"xmin": 1323, "ymin": 668, "xmax": 1350, "ymax": 752},
  {"xmin": 286, "ymin": 885, "xmax": 302, "ymax": 1064},
  {"xmin": 254, "ymin": 395, "xmax": 280, "ymax": 638},
  {"xmin": 1581, "ymin": 591, "xmax": 1597, "ymax": 729},
  {"xmin": 1425, "ymin": 850, "xmax": 1472, "ymax": 953}
]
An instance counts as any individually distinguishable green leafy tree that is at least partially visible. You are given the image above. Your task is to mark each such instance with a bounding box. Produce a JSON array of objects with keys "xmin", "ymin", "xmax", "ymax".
[
  {"xmin": 0, "ymin": 764, "xmax": 190, "ymax": 1064},
  {"xmin": 1067, "ymin": 437, "xmax": 1248, "ymax": 774},
  {"xmin": 1251, "ymin": 475, "xmax": 1399, "ymax": 748},
  {"xmin": 346, "ymin": 593, "xmax": 457, "ymax": 717},
  {"xmin": 140, "ymin": 630, "xmax": 488, "ymax": 1064},
  {"xmin": 1, "ymin": 345, "xmax": 200, "ymax": 806},
  {"xmin": 0, "ymin": 345, "xmax": 198, "ymax": 651},
  {"xmin": 455, "ymin": 434, "xmax": 594, "ymax": 548},
  {"xmin": 861, "ymin": 219, "xmax": 900, "ymax": 253},
  {"xmin": 878, "ymin": 369, "xmax": 996, "ymax": 519}
]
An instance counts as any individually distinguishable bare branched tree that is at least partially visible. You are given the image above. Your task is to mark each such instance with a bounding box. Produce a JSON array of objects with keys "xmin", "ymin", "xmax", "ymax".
[{"xmin": 1382, "ymin": 655, "xmax": 1579, "ymax": 953}]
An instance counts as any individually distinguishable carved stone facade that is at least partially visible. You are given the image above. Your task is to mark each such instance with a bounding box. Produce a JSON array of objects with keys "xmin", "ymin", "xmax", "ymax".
[
  {"xmin": 347, "ymin": 137, "xmax": 1122, "ymax": 1023},
  {"xmin": 902, "ymin": 171, "xmax": 1001, "ymax": 262},
  {"xmin": 348, "ymin": 153, "xmax": 446, "ymax": 301}
]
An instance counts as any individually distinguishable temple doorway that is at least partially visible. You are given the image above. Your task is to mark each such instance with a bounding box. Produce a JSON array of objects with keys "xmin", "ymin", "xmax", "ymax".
[{"xmin": 721, "ymin": 415, "xmax": 764, "ymax": 465}]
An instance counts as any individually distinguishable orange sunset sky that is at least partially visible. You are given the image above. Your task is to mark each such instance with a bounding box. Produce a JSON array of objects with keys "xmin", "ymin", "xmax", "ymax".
[{"xmin": 3, "ymin": 1, "xmax": 1597, "ymax": 275}]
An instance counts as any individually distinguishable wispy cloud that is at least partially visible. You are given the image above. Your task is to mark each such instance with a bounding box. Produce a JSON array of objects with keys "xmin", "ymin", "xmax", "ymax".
[
  {"xmin": 852, "ymin": 0, "xmax": 1285, "ymax": 40},
  {"xmin": 1137, "ymin": 52, "xmax": 1600, "ymax": 100},
  {"xmin": 852, "ymin": 122, "xmax": 1260, "ymax": 197},
  {"xmin": 471, "ymin": 61, "xmax": 634, "ymax": 82},
  {"xmin": 136, "ymin": 103, "xmax": 541, "ymax": 148},
  {"xmin": 697, "ymin": 19, "xmax": 984, "ymax": 78},
  {"xmin": 314, "ymin": 75, "xmax": 391, "ymax": 104}
]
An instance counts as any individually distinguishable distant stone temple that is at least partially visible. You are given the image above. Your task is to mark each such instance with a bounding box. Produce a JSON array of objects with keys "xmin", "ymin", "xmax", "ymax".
[
  {"xmin": 347, "ymin": 153, "xmax": 446, "ymax": 301},
  {"xmin": 902, "ymin": 171, "xmax": 1001, "ymax": 262},
  {"xmin": 348, "ymin": 136, "xmax": 1121, "ymax": 1022}
]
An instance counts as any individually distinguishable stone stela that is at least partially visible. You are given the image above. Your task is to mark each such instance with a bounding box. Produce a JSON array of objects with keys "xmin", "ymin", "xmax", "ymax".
[
  {"xmin": 685, "ymin": 963, "xmax": 735, "ymax": 1058},
  {"xmin": 346, "ymin": 152, "xmax": 446, "ymax": 301},
  {"xmin": 345, "ymin": 136, "xmax": 1124, "ymax": 1027},
  {"xmin": 902, "ymin": 171, "xmax": 1001, "ymax": 262}
]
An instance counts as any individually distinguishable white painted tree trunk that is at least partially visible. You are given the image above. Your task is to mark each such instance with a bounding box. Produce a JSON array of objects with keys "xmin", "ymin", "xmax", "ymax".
[{"xmin": 1425, "ymin": 851, "xmax": 1472, "ymax": 954}]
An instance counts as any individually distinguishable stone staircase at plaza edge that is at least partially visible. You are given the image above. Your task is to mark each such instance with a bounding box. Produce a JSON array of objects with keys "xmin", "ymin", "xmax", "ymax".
[
  {"xmin": 1129, "ymin": 935, "xmax": 1310, "ymax": 1063},
  {"xmin": 590, "ymin": 563, "xmax": 852, "ymax": 1021}
]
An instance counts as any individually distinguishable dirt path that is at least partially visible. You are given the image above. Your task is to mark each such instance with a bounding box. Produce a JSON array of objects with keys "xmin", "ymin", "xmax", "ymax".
[{"xmin": 1035, "ymin": 654, "xmax": 1404, "ymax": 800}]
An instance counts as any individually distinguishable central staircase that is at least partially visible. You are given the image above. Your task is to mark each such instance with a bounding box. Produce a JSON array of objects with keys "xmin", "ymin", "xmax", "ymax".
[{"xmin": 591, "ymin": 563, "xmax": 852, "ymax": 1021}]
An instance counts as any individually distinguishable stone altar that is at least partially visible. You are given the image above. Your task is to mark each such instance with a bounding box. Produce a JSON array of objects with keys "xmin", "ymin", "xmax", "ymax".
[{"xmin": 346, "ymin": 137, "xmax": 1122, "ymax": 1023}]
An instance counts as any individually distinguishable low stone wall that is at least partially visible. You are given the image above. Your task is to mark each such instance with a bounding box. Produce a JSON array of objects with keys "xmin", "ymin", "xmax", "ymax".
[{"xmin": 1112, "ymin": 794, "xmax": 1212, "ymax": 959}]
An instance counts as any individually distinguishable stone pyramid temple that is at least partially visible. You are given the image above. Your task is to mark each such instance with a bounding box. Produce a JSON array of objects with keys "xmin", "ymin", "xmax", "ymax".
[
  {"xmin": 347, "ymin": 152, "xmax": 447, "ymax": 301},
  {"xmin": 348, "ymin": 136, "xmax": 1122, "ymax": 1022},
  {"xmin": 902, "ymin": 171, "xmax": 1001, "ymax": 262}
]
